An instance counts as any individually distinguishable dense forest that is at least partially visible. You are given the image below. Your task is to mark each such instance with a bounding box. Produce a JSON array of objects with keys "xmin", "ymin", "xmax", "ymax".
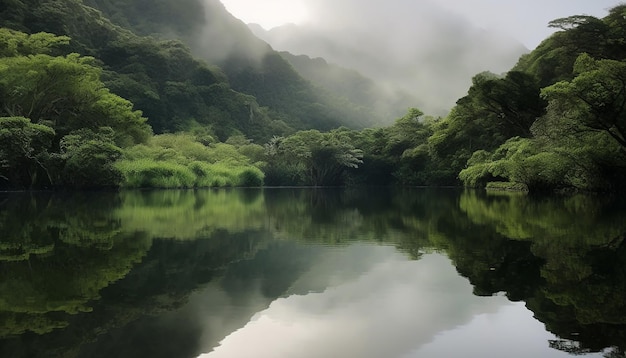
[{"xmin": 1, "ymin": 0, "xmax": 625, "ymax": 192}]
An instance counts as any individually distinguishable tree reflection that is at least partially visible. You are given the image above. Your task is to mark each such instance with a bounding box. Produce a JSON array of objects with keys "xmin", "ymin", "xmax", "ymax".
[
  {"xmin": 456, "ymin": 190, "xmax": 626, "ymax": 355},
  {"xmin": 1, "ymin": 188, "xmax": 626, "ymax": 357},
  {"xmin": 0, "ymin": 190, "xmax": 272, "ymax": 357},
  {"xmin": 0, "ymin": 192, "xmax": 151, "ymax": 337}
]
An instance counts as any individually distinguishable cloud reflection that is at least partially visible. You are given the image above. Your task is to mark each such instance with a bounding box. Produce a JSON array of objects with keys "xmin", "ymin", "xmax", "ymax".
[{"xmin": 200, "ymin": 252, "xmax": 508, "ymax": 358}]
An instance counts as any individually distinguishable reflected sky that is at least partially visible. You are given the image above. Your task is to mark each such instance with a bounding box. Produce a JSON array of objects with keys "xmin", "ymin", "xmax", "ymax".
[
  {"xmin": 409, "ymin": 302, "xmax": 593, "ymax": 358},
  {"xmin": 197, "ymin": 248, "xmax": 597, "ymax": 358}
]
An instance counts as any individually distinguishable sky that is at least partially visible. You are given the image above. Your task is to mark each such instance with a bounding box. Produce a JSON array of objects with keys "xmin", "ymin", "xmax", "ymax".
[{"xmin": 220, "ymin": 0, "xmax": 621, "ymax": 49}]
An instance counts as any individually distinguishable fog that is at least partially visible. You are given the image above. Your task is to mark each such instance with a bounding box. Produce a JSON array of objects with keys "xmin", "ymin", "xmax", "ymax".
[
  {"xmin": 197, "ymin": 0, "xmax": 618, "ymax": 117},
  {"xmin": 250, "ymin": 0, "xmax": 529, "ymax": 116},
  {"xmin": 191, "ymin": 0, "xmax": 272, "ymax": 66}
]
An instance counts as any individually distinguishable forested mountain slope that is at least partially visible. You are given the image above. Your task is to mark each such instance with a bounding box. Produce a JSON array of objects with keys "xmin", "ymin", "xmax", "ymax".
[
  {"xmin": 83, "ymin": 0, "xmax": 381, "ymax": 130},
  {"xmin": 2, "ymin": 0, "xmax": 379, "ymax": 139},
  {"xmin": 0, "ymin": 0, "xmax": 281, "ymax": 141},
  {"xmin": 276, "ymin": 51, "xmax": 414, "ymax": 121},
  {"xmin": 0, "ymin": 0, "xmax": 379, "ymax": 190}
]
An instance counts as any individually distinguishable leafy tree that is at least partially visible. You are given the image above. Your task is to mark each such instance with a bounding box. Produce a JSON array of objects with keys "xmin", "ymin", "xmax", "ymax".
[
  {"xmin": 458, "ymin": 136, "xmax": 591, "ymax": 191},
  {"xmin": 264, "ymin": 129, "xmax": 363, "ymax": 186},
  {"xmin": 0, "ymin": 117, "xmax": 55, "ymax": 188},
  {"xmin": 0, "ymin": 28, "xmax": 69, "ymax": 57},
  {"xmin": 542, "ymin": 54, "xmax": 626, "ymax": 151},
  {"xmin": 383, "ymin": 108, "xmax": 427, "ymax": 156},
  {"xmin": 348, "ymin": 127, "xmax": 396, "ymax": 185},
  {"xmin": 427, "ymin": 71, "xmax": 546, "ymax": 184},
  {"xmin": 547, "ymin": 15, "xmax": 610, "ymax": 57},
  {"xmin": 57, "ymin": 127, "xmax": 124, "ymax": 188},
  {"xmin": 534, "ymin": 53, "xmax": 626, "ymax": 190},
  {"xmin": 0, "ymin": 52, "xmax": 151, "ymax": 146},
  {"xmin": 0, "ymin": 28, "xmax": 158, "ymax": 189}
]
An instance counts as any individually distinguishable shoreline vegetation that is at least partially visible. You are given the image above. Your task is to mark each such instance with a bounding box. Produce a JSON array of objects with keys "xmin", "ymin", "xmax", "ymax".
[
  {"xmin": 485, "ymin": 182, "xmax": 529, "ymax": 193},
  {"xmin": 1, "ymin": 2, "xmax": 625, "ymax": 193}
]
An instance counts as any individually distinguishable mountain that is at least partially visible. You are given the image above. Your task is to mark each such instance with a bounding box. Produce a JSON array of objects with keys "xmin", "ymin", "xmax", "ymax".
[
  {"xmin": 249, "ymin": 1, "xmax": 529, "ymax": 116},
  {"xmin": 277, "ymin": 51, "xmax": 414, "ymax": 122},
  {"xmin": 0, "ymin": 0, "xmax": 383, "ymax": 144},
  {"xmin": 83, "ymin": 0, "xmax": 382, "ymax": 130}
]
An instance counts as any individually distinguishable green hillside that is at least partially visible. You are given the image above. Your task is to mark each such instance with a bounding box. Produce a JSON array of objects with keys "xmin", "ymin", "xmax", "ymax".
[
  {"xmin": 83, "ymin": 0, "xmax": 381, "ymax": 130},
  {"xmin": 278, "ymin": 52, "xmax": 413, "ymax": 122},
  {"xmin": 1, "ymin": 1, "xmax": 625, "ymax": 192}
]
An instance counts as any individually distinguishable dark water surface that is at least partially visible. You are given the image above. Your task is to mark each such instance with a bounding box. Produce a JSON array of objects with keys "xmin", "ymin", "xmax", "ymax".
[{"xmin": 1, "ymin": 188, "xmax": 625, "ymax": 357}]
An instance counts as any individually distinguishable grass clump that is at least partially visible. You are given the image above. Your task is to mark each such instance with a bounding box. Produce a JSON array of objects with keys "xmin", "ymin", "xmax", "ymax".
[
  {"xmin": 116, "ymin": 133, "xmax": 265, "ymax": 188},
  {"xmin": 116, "ymin": 159, "xmax": 196, "ymax": 188},
  {"xmin": 486, "ymin": 182, "xmax": 529, "ymax": 192}
]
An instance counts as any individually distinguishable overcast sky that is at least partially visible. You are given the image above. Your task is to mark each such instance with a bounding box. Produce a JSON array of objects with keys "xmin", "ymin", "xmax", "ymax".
[{"xmin": 220, "ymin": 0, "xmax": 622, "ymax": 49}]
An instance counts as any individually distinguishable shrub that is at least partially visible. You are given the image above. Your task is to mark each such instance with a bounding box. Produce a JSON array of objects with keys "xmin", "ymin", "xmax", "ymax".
[
  {"xmin": 486, "ymin": 182, "xmax": 529, "ymax": 192},
  {"xmin": 116, "ymin": 159, "xmax": 196, "ymax": 188},
  {"xmin": 237, "ymin": 167, "xmax": 264, "ymax": 187}
]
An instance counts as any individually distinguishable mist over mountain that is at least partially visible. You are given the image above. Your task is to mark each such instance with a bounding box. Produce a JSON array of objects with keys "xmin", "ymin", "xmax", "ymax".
[{"xmin": 249, "ymin": 0, "xmax": 529, "ymax": 116}]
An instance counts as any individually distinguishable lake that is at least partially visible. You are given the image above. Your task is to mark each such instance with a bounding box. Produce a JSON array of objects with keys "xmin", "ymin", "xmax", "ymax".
[{"xmin": 1, "ymin": 188, "xmax": 625, "ymax": 357}]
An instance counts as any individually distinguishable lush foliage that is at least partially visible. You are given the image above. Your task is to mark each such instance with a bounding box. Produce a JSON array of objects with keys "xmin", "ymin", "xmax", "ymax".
[
  {"xmin": 0, "ymin": 30, "xmax": 151, "ymax": 189},
  {"xmin": 451, "ymin": 6, "xmax": 626, "ymax": 192},
  {"xmin": 263, "ymin": 128, "xmax": 363, "ymax": 186},
  {"xmin": 116, "ymin": 133, "xmax": 264, "ymax": 188}
]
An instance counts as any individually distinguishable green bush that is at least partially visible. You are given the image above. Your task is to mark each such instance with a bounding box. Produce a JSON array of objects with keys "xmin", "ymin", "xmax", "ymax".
[
  {"xmin": 62, "ymin": 141, "xmax": 124, "ymax": 188},
  {"xmin": 237, "ymin": 167, "xmax": 264, "ymax": 187},
  {"xmin": 188, "ymin": 161, "xmax": 228, "ymax": 187},
  {"xmin": 116, "ymin": 159, "xmax": 196, "ymax": 188},
  {"xmin": 116, "ymin": 133, "xmax": 265, "ymax": 188},
  {"xmin": 486, "ymin": 182, "xmax": 529, "ymax": 192},
  {"xmin": 187, "ymin": 161, "xmax": 263, "ymax": 187}
]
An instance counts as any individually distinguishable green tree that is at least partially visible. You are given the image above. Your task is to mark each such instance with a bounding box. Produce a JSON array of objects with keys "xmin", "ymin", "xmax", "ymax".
[
  {"xmin": 0, "ymin": 116, "xmax": 55, "ymax": 188},
  {"xmin": 428, "ymin": 71, "xmax": 546, "ymax": 184},
  {"xmin": 0, "ymin": 28, "xmax": 69, "ymax": 57},
  {"xmin": 0, "ymin": 52, "xmax": 151, "ymax": 145},
  {"xmin": 264, "ymin": 129, "xmax": 363, "ymax": 186},
  {"xmin": 542, "ymin": 54, "xmax": 626, "ymax": 151},
  {"xmin": 57, "ymin": 127, "xmax": 124, "ymax": 188}
]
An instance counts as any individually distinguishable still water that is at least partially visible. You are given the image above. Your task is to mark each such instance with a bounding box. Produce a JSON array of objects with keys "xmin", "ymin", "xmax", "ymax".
[{"xmin": 0, "ymin": 188, "xmax": 625, "ymax": 357}]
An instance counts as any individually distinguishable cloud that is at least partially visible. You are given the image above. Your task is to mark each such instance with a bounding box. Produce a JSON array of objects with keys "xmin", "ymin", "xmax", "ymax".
[
  {"xmin": 431, "ymin": 0, "xmax": 618, "ymax": 48},
  {"xmin": 253, "ymin": 0, "xmax": 528, "ymax": 116},
  {"xmin": 220, "ymin": 0, "xmax": 309, "ymax": 29}
]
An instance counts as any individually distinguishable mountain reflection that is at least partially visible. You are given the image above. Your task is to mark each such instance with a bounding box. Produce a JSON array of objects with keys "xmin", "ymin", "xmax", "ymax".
[
  {"xmin": 0, "ymin": 188, "xmax": 625, "ymax": 357},
  {"xmin": 203, "ymin": 252, "xmax": 510, "ymax": 358}
]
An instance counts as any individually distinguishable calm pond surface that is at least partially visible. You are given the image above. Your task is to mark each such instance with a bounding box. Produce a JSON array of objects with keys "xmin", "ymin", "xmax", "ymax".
[{"xmin": 1, "ymin": 188, "xmax": 625, "ymax": 357}]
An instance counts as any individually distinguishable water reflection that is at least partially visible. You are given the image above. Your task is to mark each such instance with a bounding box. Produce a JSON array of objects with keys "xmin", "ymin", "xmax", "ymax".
[
  {"xmin": 0, "ymin": 188, "xmax": 624, "ymax": 357},
  {"xmin": 203, "ymin": 252, "xmax": 510, "ymax": 358}
]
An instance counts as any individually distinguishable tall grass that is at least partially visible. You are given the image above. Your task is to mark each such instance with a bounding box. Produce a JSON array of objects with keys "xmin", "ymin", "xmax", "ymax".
[
  {"xmin": 189, "ymin": 161, "xmax": 264, "ymax": 187},
  {"xmin": 116, "ymin": 133, "xmax": 265, "ymax": 188},
  {"xmin": 117, "ymin": 159, "xmax": 264, "ymax": 188},
  {"xmin": 116, "ymin": 159, "xmax": 196, "ymax": 188}
]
